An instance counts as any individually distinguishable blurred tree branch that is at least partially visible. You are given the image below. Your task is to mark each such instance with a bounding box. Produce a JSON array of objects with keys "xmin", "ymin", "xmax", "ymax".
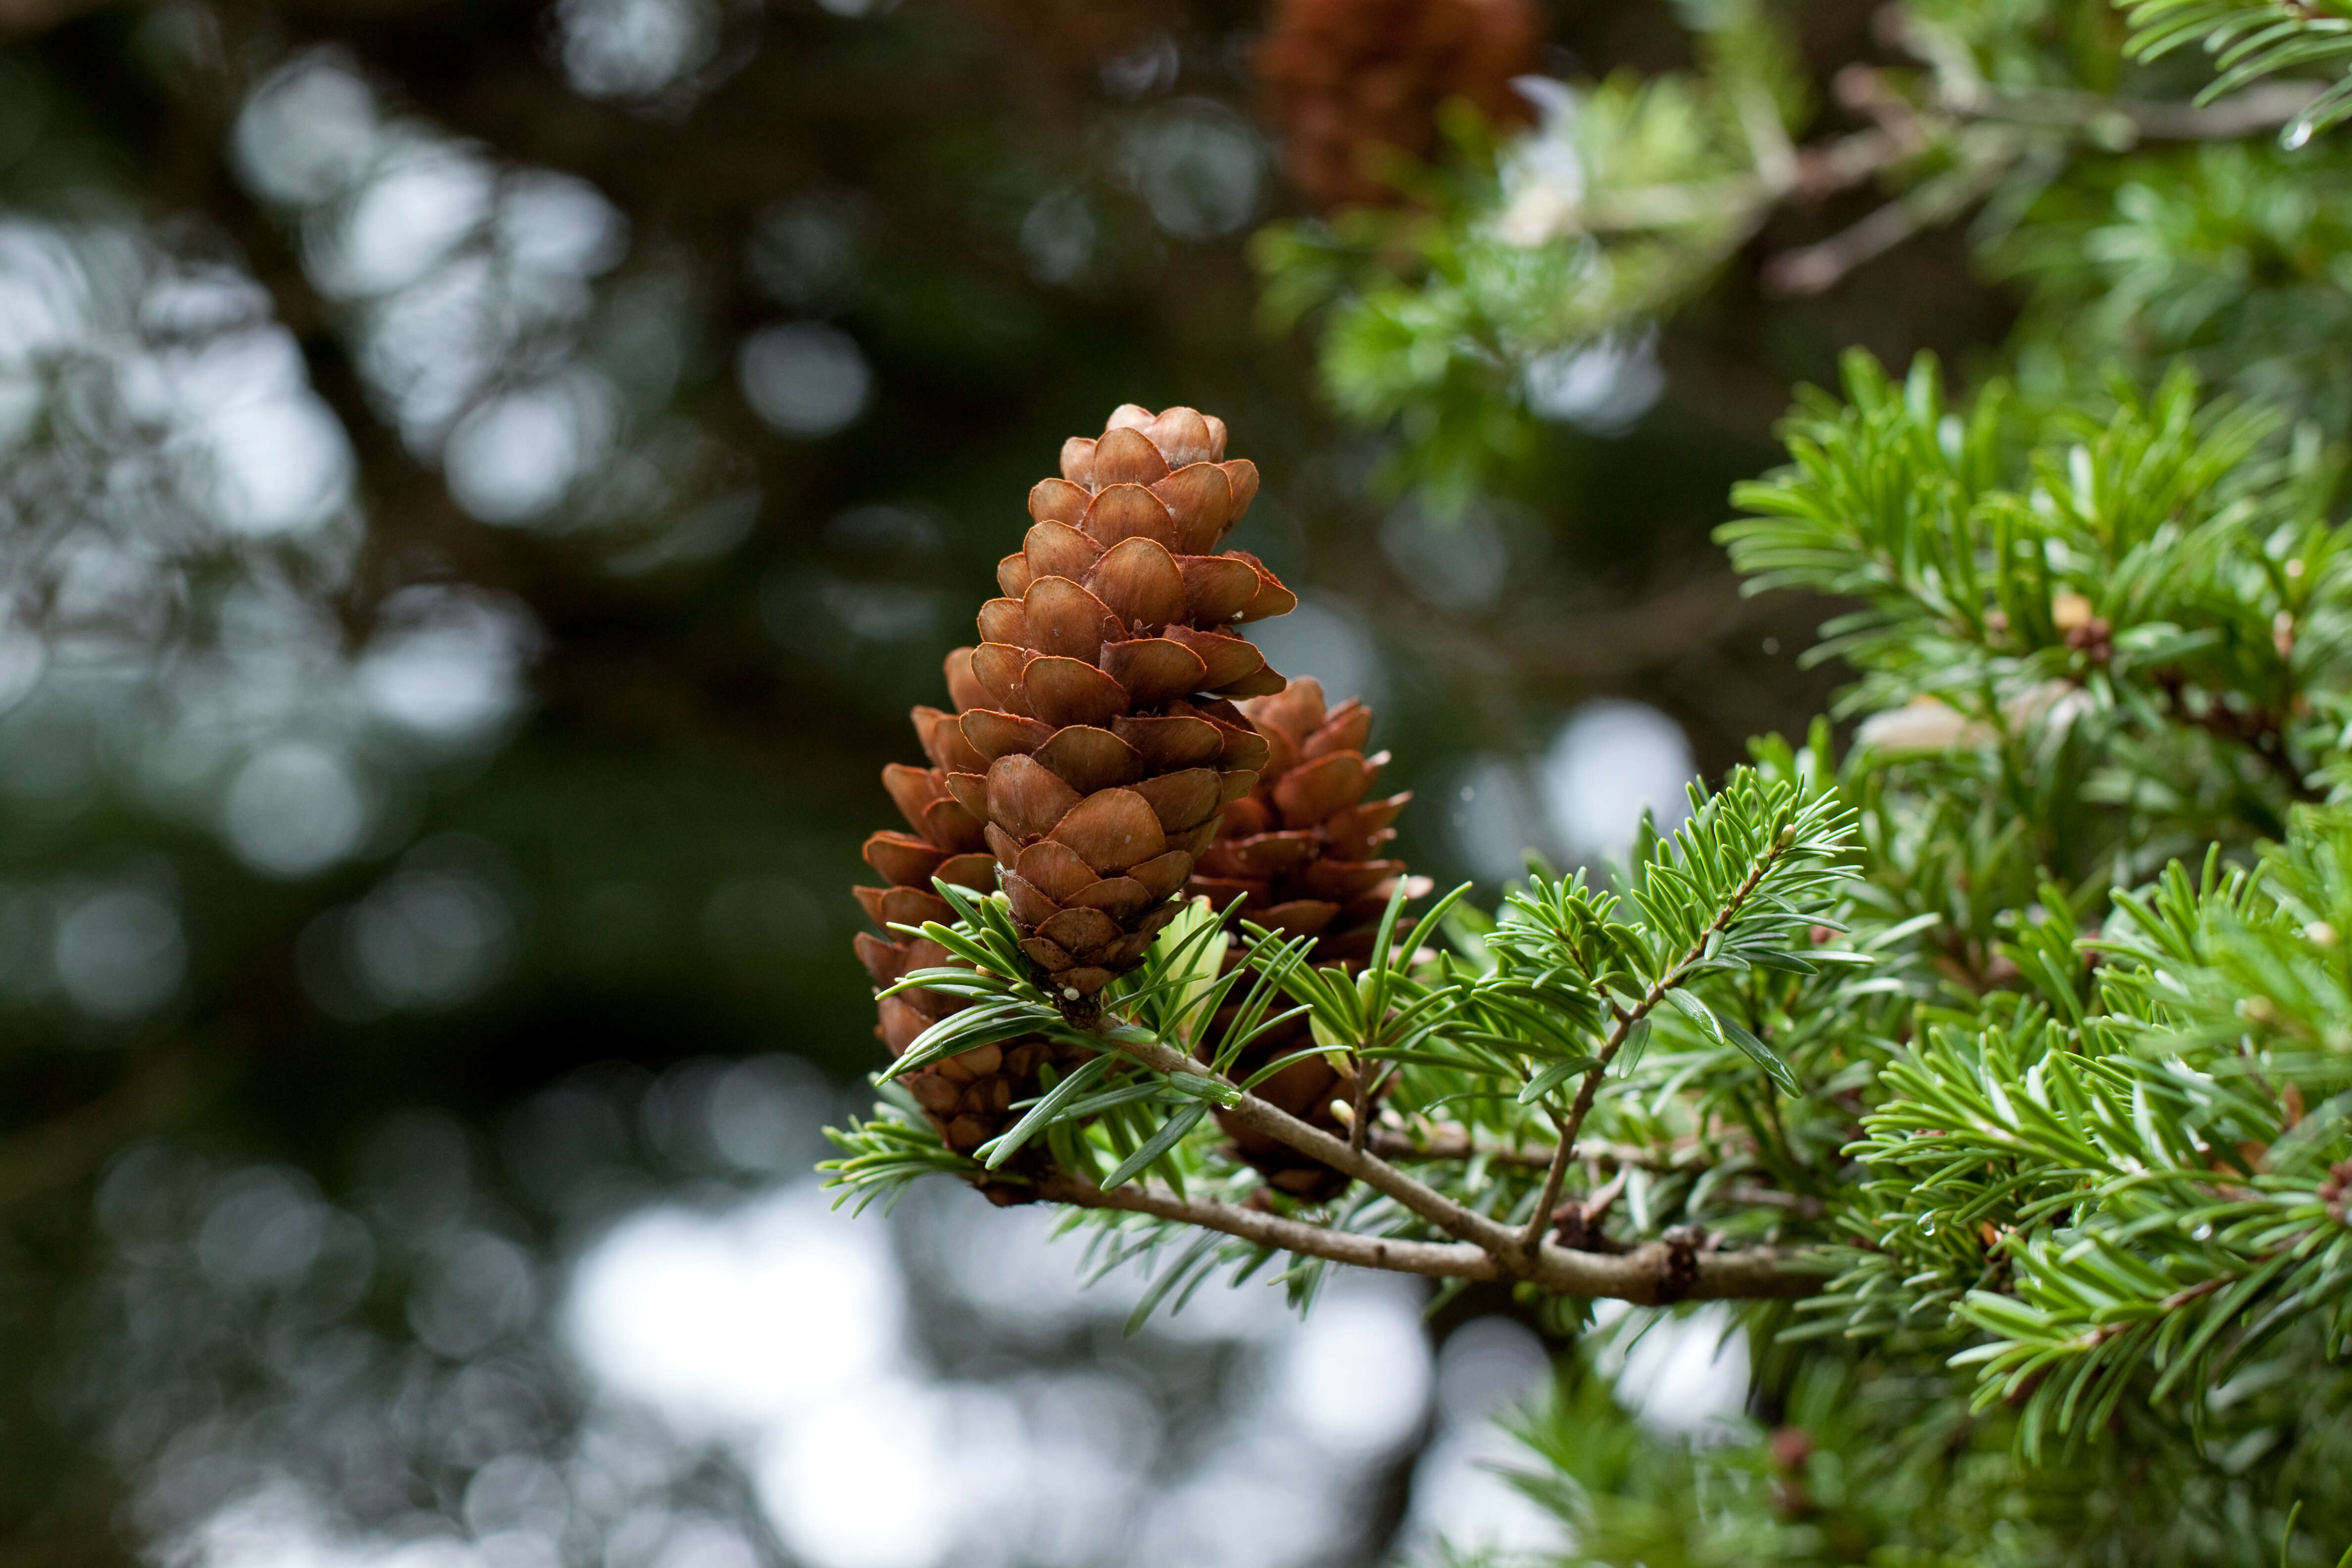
[
  {"xmin": 0, "ymin": 1047, "xmax": 206, "ymax": 1211},
  {"xmin": 1034, "ymin": 1170, "xmax": 1823, "ymax": 1303}
]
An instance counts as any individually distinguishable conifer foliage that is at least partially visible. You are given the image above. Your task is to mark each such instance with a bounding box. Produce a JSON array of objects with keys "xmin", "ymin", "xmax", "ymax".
[
  {"xmin": 835, "ymin": 371, "xmax": 2352, "ymax": 1557},
  {"xmin": 833, "ymin": 3, "xmax": 2352, "ymax": 1559},
  {"xmin": 842, "ymin": 364, "xmax": 2352, "ymax": 1561},
  {"xmin": 1189, "ymin": 678, "xmax": 1429, "ymax": 1199}
]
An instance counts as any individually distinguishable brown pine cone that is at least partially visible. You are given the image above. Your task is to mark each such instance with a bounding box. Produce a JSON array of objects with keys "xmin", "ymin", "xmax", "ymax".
[
  {"xmin": 939, "ymin": 404, "xmax": 1298, "ymax": 1007},
  {"xmin": 852, "ymin": 678, "xmax": 1084, "ymax": 1201},
  {"xmin": 1190, "ymin": 677, "xmax": 1426, "ymax": 1200},
  {"xmin": 1257, "ymin": 0, "xmax": 1541, "ymax": 211}
]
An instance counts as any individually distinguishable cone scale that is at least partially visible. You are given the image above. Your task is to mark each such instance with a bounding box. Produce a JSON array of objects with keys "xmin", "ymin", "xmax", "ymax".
[
  {"xmin": 852, "ymin": 754, "xmax": 1083, "ymax": 1195},
  {"xmin": 853, "ymin": 404, "xmax": 1303, "ymax": 1182},
  {"xmin": 931, "ymin": 405, "xmax": 1298, "ymax": 1006}
]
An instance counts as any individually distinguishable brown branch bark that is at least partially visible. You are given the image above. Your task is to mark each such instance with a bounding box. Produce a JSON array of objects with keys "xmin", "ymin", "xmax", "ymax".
[
  {"xmin": 1763, "ymin": 77, "xmax": 2328, "ymax": 297},
  {"xmin": 1943, "ymin": 77, "xmax": 2325, "ymax": 141},
  {"xmin": 1521, "ymin": 1108, "xmax": 1578, "ymax": 1252},
  {"xmin": 1099, "ymin": 1030, "xmax": 1831, "ymax": 1301},
  {"xmin": 1034, "ymin": 1171, "xmax": 1828, "ymax": 1304},
  {"xmin": 1111, "ymin": 1031, "xmax": 1522, "ymax": 1256}
]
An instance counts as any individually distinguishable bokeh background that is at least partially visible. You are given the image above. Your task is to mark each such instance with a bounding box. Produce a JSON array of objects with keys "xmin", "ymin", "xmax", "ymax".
[{"xmin": 0, "ymin": 0, "xmax": 2018, "ymax": 1562}]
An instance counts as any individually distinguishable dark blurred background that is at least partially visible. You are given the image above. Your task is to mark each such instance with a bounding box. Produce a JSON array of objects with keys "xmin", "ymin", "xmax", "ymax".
[{"xmin": 0, "ymin": 0, "xmax": 2010, "ymax": 1562}]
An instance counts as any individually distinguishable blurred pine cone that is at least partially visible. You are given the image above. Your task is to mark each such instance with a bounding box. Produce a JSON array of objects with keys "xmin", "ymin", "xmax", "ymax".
[
  {"xmin": 942, "ymin": 404, "xmax": 1297, "ymax": 1005},
  {"xmin": 1256, "ymin": 0, "xmax": 1541, "ymax": 210},
  {"xmin": 852, "ymin": 686, "xmax": 1084, "ymax": 1200},
  {"xmin": 1190, "ymin": 677, "xmax": 1426, "ymax": 1200}
]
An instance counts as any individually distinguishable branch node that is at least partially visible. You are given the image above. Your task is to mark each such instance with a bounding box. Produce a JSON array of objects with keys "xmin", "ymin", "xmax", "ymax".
[{"xmin": 1655, "ymin": 1225, "xmax": 1707, "ymax": 1305}]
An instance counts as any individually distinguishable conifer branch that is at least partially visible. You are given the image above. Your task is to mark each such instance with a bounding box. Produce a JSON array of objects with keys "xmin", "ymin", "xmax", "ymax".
[
  {"xmin": 1521, "ymin": 1109, "xmax": 1579, "ymax": 1253},
  {"xmin": 1035, "ymin": 1171, "xmax": 1828, "ymax": 1304},
  {"xmin": 833, "ymin": 332, "xmax": 2352, "ymax": 1537},
  {"xmin": 1034, "ymin": 1170, "xmax": 1494, "ymax": 1280},
  {"xmin": 1108, "ymin": 1030, "xmax": 1526, "ymax": 1259},
  {"xmin": 1520, "ymin": 823, "xmax": 1802, "ymax": 1252}
]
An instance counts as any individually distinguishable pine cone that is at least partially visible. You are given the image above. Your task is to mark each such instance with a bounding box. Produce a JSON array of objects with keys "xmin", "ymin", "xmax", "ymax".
[
  {"xmin": 1256, "ymin": 0, "xmax": 1541, "ymax": 210},
  {"xmin": 1190, "ymin": 677, "xmax": 1426, "ymax": 1200},
  {"xmin": 940, "ymin": 404, "xmax": 1297, "ymax": 1007},
  {"xmin": 852, "ymin": 692, "xmax": 1084, "ymax": 1201}
]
